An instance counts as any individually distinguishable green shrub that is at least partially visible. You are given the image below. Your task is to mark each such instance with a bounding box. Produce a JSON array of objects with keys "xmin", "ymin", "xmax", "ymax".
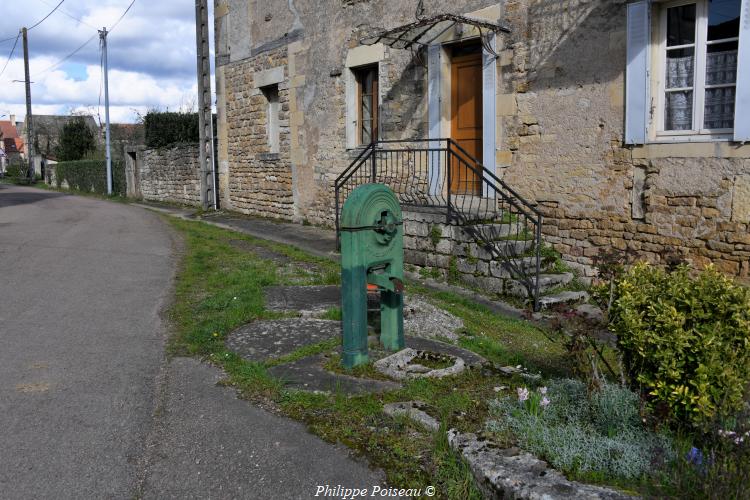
[
  {"xmin": 56, "ymin": 116, "xmax": 97, "ymax": 161},
  {"xmin": 144, "ymin": 111, "xmax": 199, "ymax": 148},
  {"xmin": 609, "ymin": 263, "xmax": 750, "ymax": 430},
  {"xmin": 487, "ymin": 379, "xmax": 674, "ymax": 480},
  {"xmin": 5, "ymin": 163, "xmax": 22, "ymax": 177},
  {"xmin": 55, "ymin": 160, "xmax": 125, "ymax": 196}
]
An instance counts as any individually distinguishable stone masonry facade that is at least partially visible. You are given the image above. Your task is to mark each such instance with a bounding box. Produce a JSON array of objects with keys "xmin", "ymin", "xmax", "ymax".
[
  {"xmin": 214, "ymin": 0, "xmax": 750, "ymax": 279},
  {"xmin": 125, "ymin": 144, "xmax": 202, "ymax": 206},
  {"xmin": 224, "ymin": 47, "xmax": 295, "ymax": 219}
]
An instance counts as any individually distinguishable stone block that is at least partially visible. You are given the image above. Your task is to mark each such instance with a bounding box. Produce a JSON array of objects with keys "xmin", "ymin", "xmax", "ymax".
[{"xmin": 732, "ymin": 175, "xmax": 750, "ymax": 223}]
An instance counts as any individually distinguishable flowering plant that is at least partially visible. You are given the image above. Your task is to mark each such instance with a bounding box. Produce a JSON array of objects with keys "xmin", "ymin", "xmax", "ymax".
[{"xmin": 517, "ymin": 386, "xmax": 550, "ymax": 417}]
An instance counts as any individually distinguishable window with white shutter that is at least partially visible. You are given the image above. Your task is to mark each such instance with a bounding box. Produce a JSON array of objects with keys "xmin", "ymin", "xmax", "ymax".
[{"xmin": 627, "ymin": 0, "xmax": 748, "ymax": 142}]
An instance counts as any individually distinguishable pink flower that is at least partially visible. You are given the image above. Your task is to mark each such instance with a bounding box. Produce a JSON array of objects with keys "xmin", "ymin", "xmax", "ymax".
[
  {"xmin": 517, "ymin": 387, "xmax": 529, "ymax": 402},
  {"xmin": 541, "ymin": 397, "xmax": 550, "ymax": 408},
  {"xmin": 538, "ymin": 387, "xmax": 548, "ymax": 395}
]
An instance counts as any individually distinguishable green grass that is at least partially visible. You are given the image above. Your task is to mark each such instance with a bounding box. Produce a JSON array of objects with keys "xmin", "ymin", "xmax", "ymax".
[
  {"xmin": 407, "ymin": 284, "xmax": 570, "ymax": 376},
  {"xmin": 162, "ymin": 215, "xmax": 598, "ymax": 497}
]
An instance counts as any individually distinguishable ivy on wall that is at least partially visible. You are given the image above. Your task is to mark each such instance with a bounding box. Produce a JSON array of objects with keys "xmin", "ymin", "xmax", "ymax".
[{"xmin": 55, "ymin": 160, "xmax": 126, "ymax": 196}]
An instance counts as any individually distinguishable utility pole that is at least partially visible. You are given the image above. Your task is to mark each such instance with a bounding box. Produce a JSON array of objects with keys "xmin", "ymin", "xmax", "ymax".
[
  {"xmin": 194, "ymin": 0, "xmax": 216, "ymax": 210},
  {"xmin": 99, "ymin": 27, "xmax": 112, "ymax": 195},
  {"xmin": 22, "ymin": 27, "xmax": 34, "ymax": 181}
]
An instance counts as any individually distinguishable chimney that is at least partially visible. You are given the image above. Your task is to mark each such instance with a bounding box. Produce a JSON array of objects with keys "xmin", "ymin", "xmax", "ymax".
[{"xmin": 9, "ymin": 114, "xmax": 15, "ymax": 125}]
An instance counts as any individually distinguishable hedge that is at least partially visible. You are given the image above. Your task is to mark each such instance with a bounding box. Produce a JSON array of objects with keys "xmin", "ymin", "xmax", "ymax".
[
  {"xmin": 55, "ymin": 160, "xmax": 126, "ymax": 196},
  {"xmin": 144, "ymin": 111, "xmax": 199, "ymax": 148}
]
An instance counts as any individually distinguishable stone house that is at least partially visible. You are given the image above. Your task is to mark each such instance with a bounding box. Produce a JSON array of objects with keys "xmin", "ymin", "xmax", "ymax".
[{"xmin": 212, "ymin": 0, "xmax": 750, "ymax": 286}]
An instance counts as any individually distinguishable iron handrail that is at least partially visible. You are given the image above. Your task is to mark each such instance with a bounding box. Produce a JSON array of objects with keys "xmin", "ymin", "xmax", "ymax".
[{"xmin": 334, "ymin": 138, "xmax": 542, "ymax": 310}]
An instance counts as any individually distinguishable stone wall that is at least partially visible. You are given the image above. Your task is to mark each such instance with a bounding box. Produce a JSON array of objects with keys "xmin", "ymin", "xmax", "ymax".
[
  {"xmin": 403, "ymin": 208, "xmax": 545, "ymax": 297},
  {"xmin": 214, "ymin": 0, "xmax": 750, "ymax": 279},
  {"xmin": 496, "ymin": 0, "xmax": 750, "ymax": 278},
  {"xmin": 215, "ymin": 0, "xmax": 493, "ymax": 224},
  {"xmin": 126, "ymin": 144, "xmax": 201, "ymax": 206},
  {"xmin": 224, "ymin": 48, "xmax": 295, "ymax": 218}
]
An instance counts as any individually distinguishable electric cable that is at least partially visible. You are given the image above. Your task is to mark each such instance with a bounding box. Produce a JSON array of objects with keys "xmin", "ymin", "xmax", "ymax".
[
  {"xmin": 0, "ymin": 0, "xmax": 66, "ymax": 43},
  {"xmin": 33, "ymin": 32, "xmax": 98, "ymax": 77},
  {"xmin": 34, "ymin": 0, "xmax": 97, "ymax": 29},
  {"xmin": 109, "ymin": 0, "xmax": 136, "ymax": 33},
  {"xmin": 0, "ymin": 33, "xmax": 20, "ymax": 80}
]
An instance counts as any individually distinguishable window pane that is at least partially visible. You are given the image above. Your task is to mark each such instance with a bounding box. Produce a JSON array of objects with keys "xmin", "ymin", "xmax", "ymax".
[
  {"xmin": 707, "ymin": 0, "xmax": 741, "ymax": 40},
  {"xmin": 666, "ymin": 48, "xmax": 695, "ymax": 88},
  {"xmin": 665, "ymin": 90, "xmax": 694, "ymax": 130},
  {"xmin": 706, "ymin": 41, "xmax": 738, "ymax": 84},
  {"xmin": 704, "ymin": 86, "xmax": 735, "ymax": 129},
  {"xmin": 667, "ymin": 4, "xmax": 696, "ymax": 46}
]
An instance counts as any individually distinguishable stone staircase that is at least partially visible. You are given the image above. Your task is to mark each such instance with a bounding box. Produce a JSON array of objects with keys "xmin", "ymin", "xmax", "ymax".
[{"xmin": 403, "ymin": 209, "xmax": 588, "ymax": 310}]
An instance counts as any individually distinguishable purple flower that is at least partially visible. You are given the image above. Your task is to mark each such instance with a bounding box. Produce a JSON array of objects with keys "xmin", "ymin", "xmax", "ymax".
[
  {"xmin": 538, "ymin": 386, "xmax": 548, "ymax": 395},
  {"xmin": 686, "ymin": 447, "xmax": 703, "ymax": 466},
  {"xmin": 517, "ymin": 387, "xmax": 529, "ymax": 402},
  {"xmin": 540, "ymin": 397, "xmax": 550, "ymax": 408}
]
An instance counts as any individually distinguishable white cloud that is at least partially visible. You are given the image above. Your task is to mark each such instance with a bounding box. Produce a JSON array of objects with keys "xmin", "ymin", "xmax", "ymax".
[{"xmin": 0, "ymin": 0, "xmax": 212, "ymax": 123}]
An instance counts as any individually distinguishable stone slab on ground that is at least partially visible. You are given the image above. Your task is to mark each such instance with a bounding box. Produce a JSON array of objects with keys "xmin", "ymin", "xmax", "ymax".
[
  {"xmin": 403, "ymin": 295, "xmax": 463, "ymax": 341},
  {"xmin": 265, "ymin": 285, "xmax": 341, "ymax": 315},
  {"xmin": 268, "ymin": 354, "xmax": 401, "ymax": 394},
  {"xmin": 383, "ymin": 401, "xmax": 440, "ymax": 432},
  {"xmin": 141, "ymin": 357, "xmax": 386, "ymax": 499},
  {"xmin": 375, "ymin": 348, "xmax": 466, "ymax": 381},
  {"xmin": 448, "ymin": 430, "xmax": 633, "ymax": 500},
  {"xmin": 225, "ymin": 319, "xmax": 340, "ymax": 362},
  {"xmin": 406, "ymin": 337, "xmax": 487, "ymax": 369}
]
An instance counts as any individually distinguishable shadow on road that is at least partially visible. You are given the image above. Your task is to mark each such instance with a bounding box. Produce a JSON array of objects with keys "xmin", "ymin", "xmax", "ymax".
[{"xmin": 0, "ymin": 184, "xmax": 68, "ymax": 208}]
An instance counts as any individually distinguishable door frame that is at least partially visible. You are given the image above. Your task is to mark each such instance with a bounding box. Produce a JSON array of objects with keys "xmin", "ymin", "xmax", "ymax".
[{"xmin": 428, "ymin": 33, "xmax": 497, "ymax": 197}]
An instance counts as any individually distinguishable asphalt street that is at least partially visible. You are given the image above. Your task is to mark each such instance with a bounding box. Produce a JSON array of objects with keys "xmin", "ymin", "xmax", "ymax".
[{"xmin": 0, "ymin": 184, "xmax": 383, "ymax": 499}]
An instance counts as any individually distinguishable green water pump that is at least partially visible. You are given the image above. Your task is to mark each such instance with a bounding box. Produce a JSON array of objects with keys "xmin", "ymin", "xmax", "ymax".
[{"xmin": 340, "ymin": 184, "xmax": 405, "ymax": 368}]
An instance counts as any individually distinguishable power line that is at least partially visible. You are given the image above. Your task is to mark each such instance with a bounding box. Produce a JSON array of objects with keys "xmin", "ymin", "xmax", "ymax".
[
  {"xmin": 0, "ymin": 0, "xmax": 66, "ymax": 43},
  {"xmin": 109, "ymin": 0, "xmax": 137, "ymax": 33},
  {"xmin": 27, "ymin": 0, "xmax": 65, "ymax": 31},
  {"xmin": 0, "ymin": 33, "xmax": 20, "ymax": 81},
  {"xmin": 34, "ymin": 0, "xmax": 97, "ymax": 29},
  {"xmin": 33, "ymin": 32, "xmax": 98, "ymax": 78}
]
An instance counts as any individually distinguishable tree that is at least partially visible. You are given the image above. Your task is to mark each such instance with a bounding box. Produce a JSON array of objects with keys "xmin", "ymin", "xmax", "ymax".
[{"xmin": 56, "ymin": 117, "xmax": 97, "ymax": 161}]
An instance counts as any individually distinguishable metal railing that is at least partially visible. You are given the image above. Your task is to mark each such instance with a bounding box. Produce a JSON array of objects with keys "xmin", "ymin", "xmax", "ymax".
[{"xmin": 334, "ymin": 139, "xmax": 543, "ymax": 310}]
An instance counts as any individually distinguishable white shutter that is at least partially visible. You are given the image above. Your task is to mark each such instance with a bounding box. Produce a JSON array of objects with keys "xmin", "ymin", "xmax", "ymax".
[
  {"xmin": 625, "ymin": 1, "xmax": 651, "ymax": 145},
  {"xmin": 428, "ymin": 44, "xmax": 441, "ymax": 195},
  {"xmin": 734, "ymin": 0, "xmax": 750, "ymax": 141}
]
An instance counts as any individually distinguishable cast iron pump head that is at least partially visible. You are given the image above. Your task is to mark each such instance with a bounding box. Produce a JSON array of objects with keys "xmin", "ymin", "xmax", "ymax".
[{"xmin": 340, "ymin": 184, "xmax": 405, "ymax": 368}]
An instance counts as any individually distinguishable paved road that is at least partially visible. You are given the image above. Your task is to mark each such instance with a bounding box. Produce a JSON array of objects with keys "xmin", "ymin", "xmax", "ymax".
[{"xmin": 0, "ymin": 185, "xmax": 383, "ymax": 499}]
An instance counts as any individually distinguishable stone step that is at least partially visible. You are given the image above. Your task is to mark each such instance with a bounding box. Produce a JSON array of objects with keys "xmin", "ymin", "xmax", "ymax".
[
  {"xmin": 456, "ymin": 223, "xmax": 521, "ymax": 242},
  {"xmin": 489, "ymin": 257, "xmax": 547, "ymax": 279},
  {"xmin": 538, "ymin": 290, "xmax": 590, "ymax": 309},
  {"xmin": 505, "ymin": 272, "xmax": 573, "ymax": 298}
]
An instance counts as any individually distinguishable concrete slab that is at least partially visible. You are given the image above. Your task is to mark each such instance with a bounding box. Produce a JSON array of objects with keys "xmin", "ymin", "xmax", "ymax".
[
  {"xmin": 225, "ymin": 319, "xmax": 340, "ymax": 362},
  {"xmin": 268, "ymin": 354, "xmax": 401, "ymax": 394},
  {"xmin": 265, "ymin": 285, "xmax": 341, "ymax": 314}
]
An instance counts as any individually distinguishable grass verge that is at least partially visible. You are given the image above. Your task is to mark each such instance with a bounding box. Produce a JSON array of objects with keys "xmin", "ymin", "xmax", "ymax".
[{"xmin": 165, "ymin": 215, "xmax": 605, "ymax": 498}]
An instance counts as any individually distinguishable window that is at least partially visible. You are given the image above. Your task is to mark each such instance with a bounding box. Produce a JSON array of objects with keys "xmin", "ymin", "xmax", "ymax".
[
  {"xmin": 658, "ymin": 0, "xmax": 741, "ymax": 135},
  {"xmin": 354, "ymin": 65, "xmax": 379, "ymax": 145},
  {"xmin": 262, "ymin": 85, "xmax": 279, "ymax": 153},
  {"xmin": 626, "ymin": 0, "xmax": 749, "ymax": 144}
]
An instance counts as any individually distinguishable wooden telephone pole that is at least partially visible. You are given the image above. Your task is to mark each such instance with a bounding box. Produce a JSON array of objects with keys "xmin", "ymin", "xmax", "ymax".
[{"xmin": 22, "ymin": 27, "xmax": 34, "ymax": 180}]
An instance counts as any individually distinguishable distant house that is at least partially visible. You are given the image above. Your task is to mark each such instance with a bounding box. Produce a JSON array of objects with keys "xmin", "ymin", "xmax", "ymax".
[
  {"xmin": 18, "ymin": 114, "xmax": 100, "ymax": 161},
  {"xmin": 0, "ymin": 117, "xmax": 25, "ymax": 170}
]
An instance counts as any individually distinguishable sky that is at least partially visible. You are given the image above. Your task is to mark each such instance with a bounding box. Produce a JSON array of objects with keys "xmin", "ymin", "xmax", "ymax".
[{"xmin": 0, "ymin": 0, "xmax": 213, "ymax": 124}]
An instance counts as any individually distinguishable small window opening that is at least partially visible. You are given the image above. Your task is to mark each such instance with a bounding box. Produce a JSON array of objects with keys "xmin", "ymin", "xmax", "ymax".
[{"xmin": 262, "ymin": 85, "xmax": 280, "ymax": 153}]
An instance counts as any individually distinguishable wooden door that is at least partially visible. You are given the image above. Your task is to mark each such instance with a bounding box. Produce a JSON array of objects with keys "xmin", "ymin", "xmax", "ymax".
[{"xmin": 450, "ymin": 45, "xmax": 483, "ymax": 195}]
